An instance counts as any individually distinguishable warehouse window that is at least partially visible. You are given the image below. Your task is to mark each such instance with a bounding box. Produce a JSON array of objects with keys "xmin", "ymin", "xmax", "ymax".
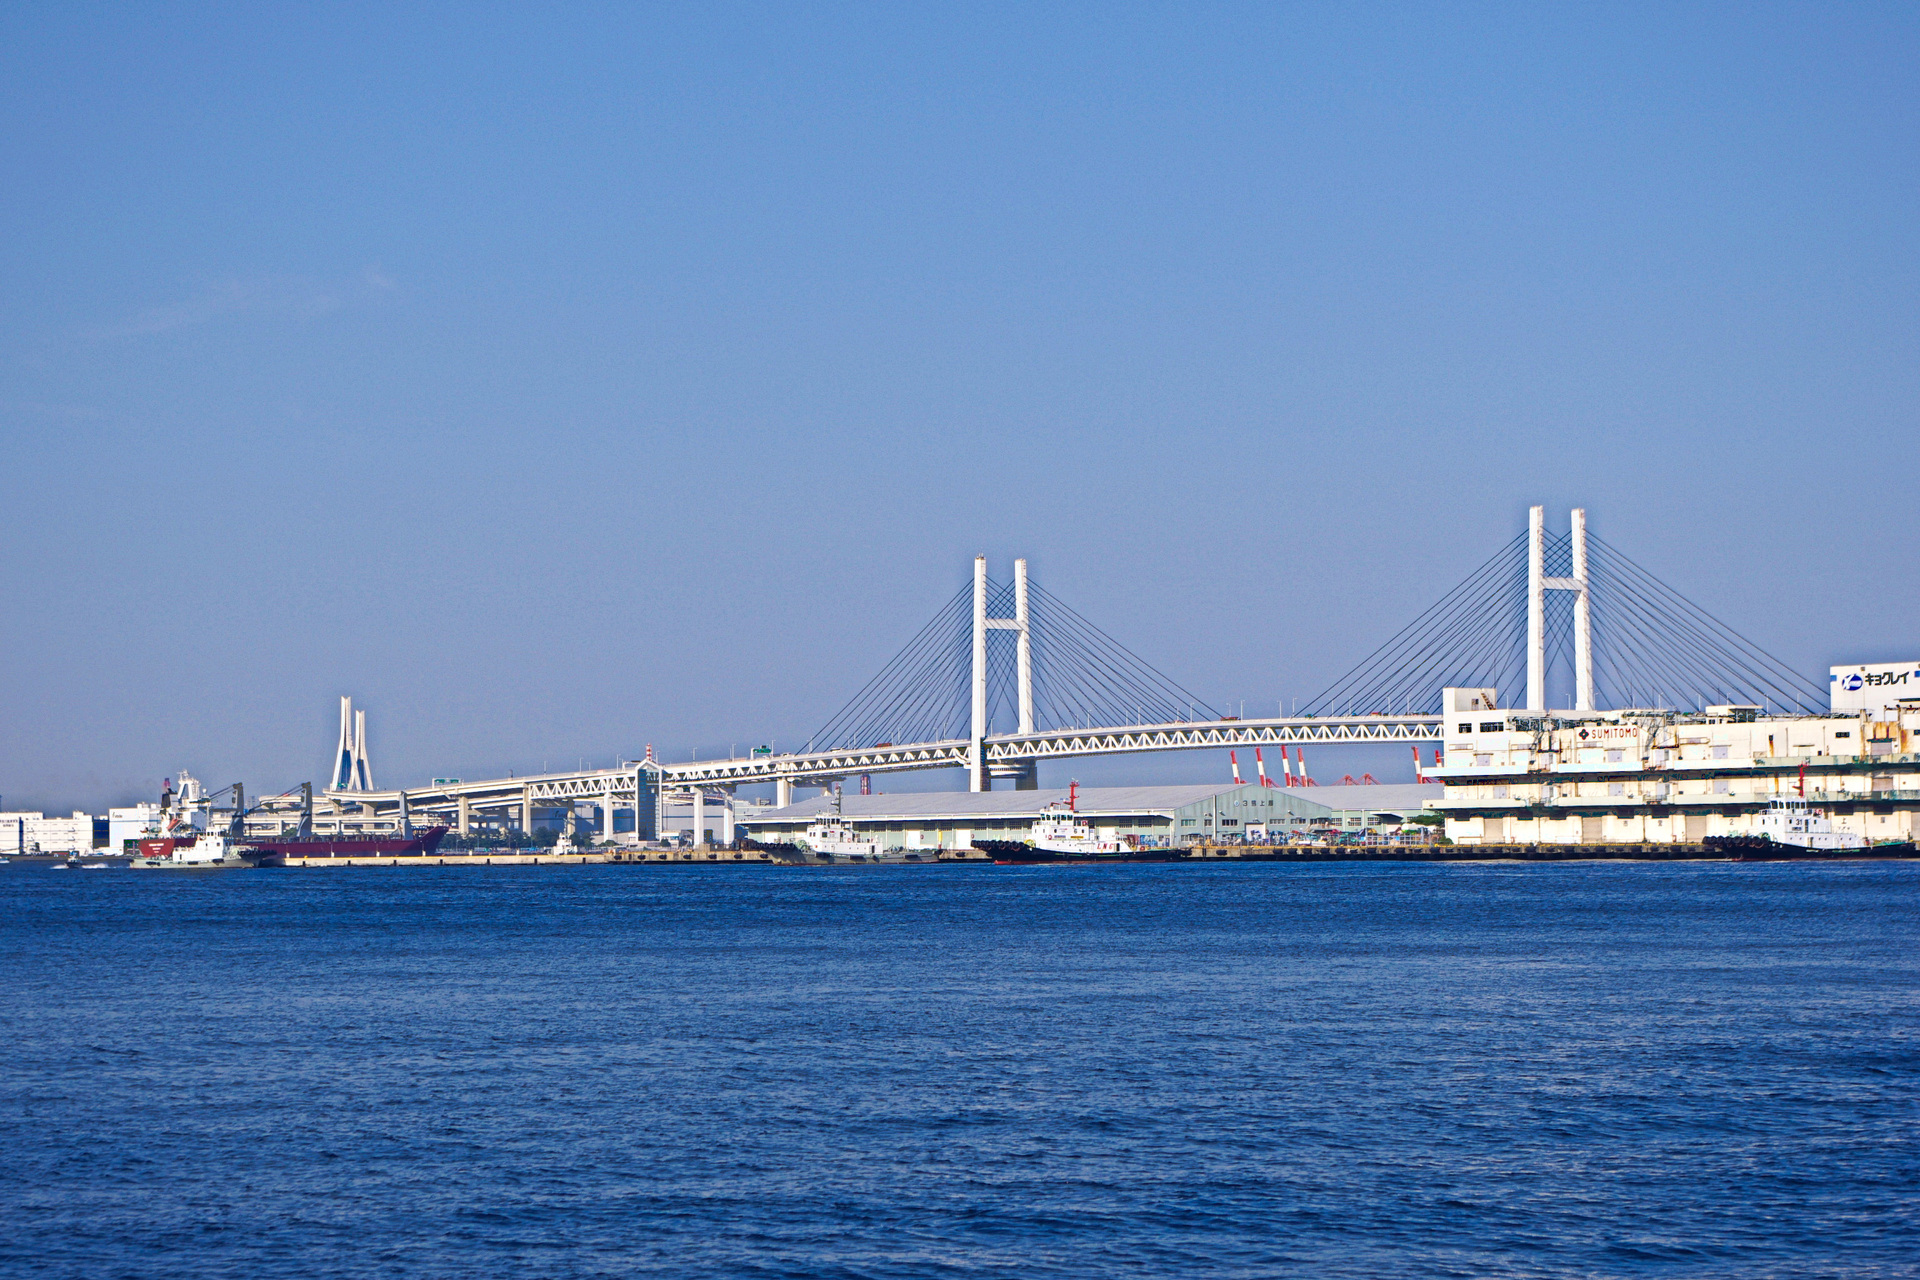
[
  {"xmin": 1458, "ymin": 724, "xmax": 1472, "ymax": 734},
  {"xmin": 1480, "ymin": 722, "xmax": 1502, "ymax": 733}
]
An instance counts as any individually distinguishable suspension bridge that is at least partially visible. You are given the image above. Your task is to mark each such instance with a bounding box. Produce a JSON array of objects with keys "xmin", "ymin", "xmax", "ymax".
[{"xmin": 272, "ymin": 505, "xmax": 1826, "ymax": 842}]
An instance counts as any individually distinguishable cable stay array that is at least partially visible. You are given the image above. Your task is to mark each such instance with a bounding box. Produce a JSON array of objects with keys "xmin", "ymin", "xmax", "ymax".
[
  {"xmin": 1581, "ymin": 531, "xmax": 1826, "ymax": 715},
  {"xmin": 809, "ymin": 515, "xmax": 1826, "ymax": 758},
  {"xmin": 807, "ymin": 577, "xmax": 1214, "ymax": 752},
  {"xmin": 1304, "ymin": 529, "xmax": 1826, "ymax": 717},
  {"xmin": 1303, "ymin": 534, "xmax": 1533, "ymax": 718},
  {"xmin": 1024, "ymin": 581, "xmax": 1215, "ymax": 731}
]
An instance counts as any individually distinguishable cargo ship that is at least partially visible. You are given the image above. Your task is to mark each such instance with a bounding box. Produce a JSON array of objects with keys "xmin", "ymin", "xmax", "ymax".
[
  {"xmin": 246, "ymin": 825, "xmax": 449, "ymax": 864},
  {"xmin": 234, "ymin": 781, "xmax": 449, "ymax": 863}
]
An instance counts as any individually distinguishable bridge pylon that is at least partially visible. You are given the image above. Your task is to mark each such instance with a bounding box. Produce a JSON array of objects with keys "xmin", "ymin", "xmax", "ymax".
[
  {"xmin": 972, "ymin": 555, "xmax": 1034, "ymax": 791},
  {"xmin": 1528, "ymin": 506, "xmax": 1594, "ymax": 712}
]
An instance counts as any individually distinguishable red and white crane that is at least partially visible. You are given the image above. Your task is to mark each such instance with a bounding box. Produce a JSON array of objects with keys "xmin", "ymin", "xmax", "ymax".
[{"xmin": 1254, "ymin": 747, "xmax": 1275, "ymax": 787}]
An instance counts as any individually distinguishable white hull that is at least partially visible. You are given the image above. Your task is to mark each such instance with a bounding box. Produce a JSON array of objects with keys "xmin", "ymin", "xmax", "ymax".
[
  {"xmin": 1034, "ymin": 838, "xmax": 1126, "ymax": 855},
  {"xmin": 799, "ymin": 839, "xmax": 890, "ymax": 860}
]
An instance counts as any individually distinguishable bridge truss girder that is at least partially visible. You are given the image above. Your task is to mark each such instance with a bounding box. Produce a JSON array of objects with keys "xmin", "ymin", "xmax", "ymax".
[
  {"xmin": 658, "ymin": 715, "xmax": 1441, "ymax": 787},
  {"xmin": 257, "ymin": 715, "xmax": 1441, "ymax": 821}
]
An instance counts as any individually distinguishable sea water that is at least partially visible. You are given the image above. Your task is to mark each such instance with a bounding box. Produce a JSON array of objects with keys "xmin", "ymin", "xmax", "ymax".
[{"xmin": 1, "ymin": 861, "xmax": 1915, "ymax": 1278}]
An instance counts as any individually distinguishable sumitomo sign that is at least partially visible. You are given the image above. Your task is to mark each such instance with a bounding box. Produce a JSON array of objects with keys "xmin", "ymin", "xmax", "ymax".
[{"xmin": 1831, "ymin": 662, "xmax": 1920, "ymax": 717}]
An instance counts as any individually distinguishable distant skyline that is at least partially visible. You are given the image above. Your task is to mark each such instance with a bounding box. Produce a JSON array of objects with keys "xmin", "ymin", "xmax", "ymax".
[{"xmin": 2, "ymin": 3, "xmax": 1915, "ymax": 812}]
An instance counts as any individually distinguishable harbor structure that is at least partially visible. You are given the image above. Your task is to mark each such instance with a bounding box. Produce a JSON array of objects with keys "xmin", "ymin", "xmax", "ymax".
[
  {"xmin": 740, "ymin": 782, "xmax": 1441, "ymax": 853},
  {"xmin": 208, "ymin": 506, "xmax": 1905, "ymax": 856},
  {"xmin": 1430, "ymin": 674, "xmax": 1920, "ymax": 845}
]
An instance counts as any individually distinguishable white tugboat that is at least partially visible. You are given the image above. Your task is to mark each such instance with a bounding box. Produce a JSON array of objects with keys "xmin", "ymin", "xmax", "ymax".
[
  {"xmin": 1749, "ymin": 797, "xmax": 1866, "ymax": 852},
  {"xmin": 131, "ymin": 827, "xmax": 252, "ymax": 869},
  {"xmin": 797, "ymin": 794, "xmax": 887, "ymax": 862},
  {"xmin": 131, "ymin": 773, "xmax": 254, "ymax": 869},
  {"xmin": 1703, "ymin": 795, "xmax": 1906, "ymax": 859},
  {"xmin": 976, "ymin": 782, "xmax": 1173, "ymax": 863},
  {"xmin": 1030, "ymin": 784, "xmax": 1127, "ymax": 856}
]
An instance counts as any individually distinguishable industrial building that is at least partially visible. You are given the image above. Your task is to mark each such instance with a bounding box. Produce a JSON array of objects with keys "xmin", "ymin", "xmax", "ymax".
[
  {"xmin": 108, "ymin": 802, "xmax": 168, "ymax": 851},
  {"xmin": 1431, "ymin": 666, "xmax": 1920, "ymax": 845},
  {"xmin": 740, "ymin": 781, "xmax": 1441, "ymax": 851},
  {"xmin": 0, "ymin": 811, "xmax": 99, "ymax": 855}
]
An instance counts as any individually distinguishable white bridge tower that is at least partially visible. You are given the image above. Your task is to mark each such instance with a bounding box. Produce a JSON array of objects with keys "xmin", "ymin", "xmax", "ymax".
[
  {"xmin": 970, "ymin": 555, "xmax": 1035, "ymax": 791},
  {"xmin": 331, "ymin": 695, "xmax": 374, "ymax": 791},
  {"xmin": 1527, "ymin": 506, "xmax": 1594, "ymax": 712}
]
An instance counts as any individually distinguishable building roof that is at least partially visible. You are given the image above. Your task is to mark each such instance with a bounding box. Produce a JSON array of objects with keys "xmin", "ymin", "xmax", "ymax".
[
  {"xmin": 1283, "ymin": 783, "xmax": 1443, "ymax": 815},
  {"xmin": 745, "ymin": 781, "xmax": 1442, "ymax": 824},
  {"xmin": 749, "ymin": 783, "xmax": 1245, "ymax": 824}
]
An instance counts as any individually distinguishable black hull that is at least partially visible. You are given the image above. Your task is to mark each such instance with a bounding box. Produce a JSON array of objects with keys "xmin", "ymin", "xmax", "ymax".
[
  {"xmin": 740, "ymin": 838, "xmax": 806, "ymax": 862},
  {"xmin": 1704, "ymin": 834, "xmax": 1917, "ymax": 861},
  {"xmin": 974, "ymin": 838, "xmax": 1186, "ymax": 865}
]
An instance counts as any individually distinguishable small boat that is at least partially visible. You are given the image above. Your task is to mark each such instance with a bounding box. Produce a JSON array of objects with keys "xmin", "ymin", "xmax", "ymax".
[
  {"xmin": 132, "ymin": 829, "xmax": 254, "ymax": 869},
  {"xmin": 796, "ymin": 795, "xmax": 889, "ymax": 862},
  {"xmin": 1705, "ymin": 798, "xmax": 1913, "ymax": 859},
  {"xmin": 1032, "ymin": 792, "xmax": 1127, "ymax": 857},
  {"xmin": 984, "ymin": 783, "xmax": 1183, "ymax": 864}
]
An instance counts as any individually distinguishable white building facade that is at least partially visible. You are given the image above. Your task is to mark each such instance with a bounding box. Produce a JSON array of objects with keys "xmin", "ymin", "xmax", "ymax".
[
  {"xmin": 108, "ymin": 802, "xmax": 168, "ymax": 852},
  {"xmin": 0, "ymin": 811, "xmax": 99, "ymax": 855},
  {"xmin": 1431, "ymin": 678, "xmax": 1920, "ymax": 846}
]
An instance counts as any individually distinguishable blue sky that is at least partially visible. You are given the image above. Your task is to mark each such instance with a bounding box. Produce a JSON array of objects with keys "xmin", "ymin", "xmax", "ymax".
[{"xmin": 2, "ymin": 3, "xmax": 1914, "ymax": 810}]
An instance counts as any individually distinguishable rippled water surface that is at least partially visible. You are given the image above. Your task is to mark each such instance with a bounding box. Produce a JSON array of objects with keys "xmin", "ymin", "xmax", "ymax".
[{"xmin": 2, "ymin": 861, "xmax": 1916, "ymax": 1278}]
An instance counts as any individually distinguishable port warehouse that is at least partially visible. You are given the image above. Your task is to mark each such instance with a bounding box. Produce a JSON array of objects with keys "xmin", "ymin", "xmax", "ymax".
[
  {"xmin": 740, "ymin": 782, "xmax": 1443, "ymax": 850},
  {"xmin": 1433, "ymin": 664, "xmax": 1920, "ymax": 845}
]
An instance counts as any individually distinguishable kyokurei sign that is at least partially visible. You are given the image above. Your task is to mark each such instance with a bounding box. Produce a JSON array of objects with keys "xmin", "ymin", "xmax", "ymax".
[{"xmin": 1831, "ymin": 663, "xmax": 1920, "ymax": 717}]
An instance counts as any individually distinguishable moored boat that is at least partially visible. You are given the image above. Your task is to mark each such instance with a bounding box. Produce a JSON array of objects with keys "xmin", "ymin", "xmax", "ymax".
[
  {"xmin": 1705, "ymin": 798, "xmax": 1915, "ymax": 860},
  {"xmin": 986, "ymin": 783, "xmax": 1185, "ymax": 864},
  {"xmin": 246, "ymin": 825, "xmax": 449, "ymax": 864},
  {"xmin": 795, "ymin": 795, "xmax": 889, "ymax": 862}
]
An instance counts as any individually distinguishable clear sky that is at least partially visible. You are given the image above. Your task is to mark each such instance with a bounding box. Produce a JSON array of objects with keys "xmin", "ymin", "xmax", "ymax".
[{"xmin": 2, "ymin": 3, "xmax": 1914, "ymax": 811}]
